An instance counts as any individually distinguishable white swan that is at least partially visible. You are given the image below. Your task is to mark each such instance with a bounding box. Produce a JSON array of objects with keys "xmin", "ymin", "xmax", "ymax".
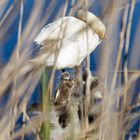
[{"xmin": 32, "ymin": 9, "xmax": 106, "ymax": 69}]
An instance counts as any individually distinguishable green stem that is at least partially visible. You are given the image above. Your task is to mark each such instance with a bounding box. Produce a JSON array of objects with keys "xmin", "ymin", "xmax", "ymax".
[{"xmin": 40, "ymin": 69, "xmax": 51, "ymax": 140}]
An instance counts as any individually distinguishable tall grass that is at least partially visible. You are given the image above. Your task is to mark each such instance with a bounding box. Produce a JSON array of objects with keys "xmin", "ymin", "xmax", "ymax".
[{"xmin": 0, "ymin": 0, "xmax": 140, "ymax": 140}]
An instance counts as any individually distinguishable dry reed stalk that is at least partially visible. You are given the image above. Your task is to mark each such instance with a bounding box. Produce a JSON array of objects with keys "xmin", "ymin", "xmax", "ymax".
[
  {"xmin": 42, "ymin": 0, "xmax": 70, "ymax": 113},
  {"xmin": 98, "ymin": 1, "xmax": 122, "ymax": 140},
  {"xmin": 0, "ymin": 0, "xmax": 8, "ymax": 7},
  {"xmin": 82, "ymin": 0, "xmax": 91, "ymax": 131},
  {"xmin": 107, "ymin": 70, "xmax": 140, "ymax": 74},
  {"xmin": 10, "ymin": 1, "xmax": 43, "ymax": 137},
  {"xmin": 111, "ymin": 3, "xmax": 129, "ymax": 92},
  {"xmin": 0, "ymin": 0, "xmax": 21, "ymax": 42},
  {"xmin": 0, "ymin": 0, "xmax": 139, "ymax": 140},
  {"xmin": 0, "ymin": 0, "xmax": 44, "ymax": 98},
  {"xmin": 0, "ymin": 0, "xmax": 18, "ymax": 27},
  {"xmin": 10, "ymin": 0, "xmax": 24, "ymax": 138},
  {"xmin": 83, "ymin": 38, "xmax": 89, "ymax": 137},
  {"xmin": 0, "ymin": 0, "xmax": 58, "ymax": 139},
  {"xmin": 69, "ymin": 0, "xmax": 75, "ymax": 15},
  {"xmin": 11, "ymin": 113, "xmax": 49, "ymax": 140},
  {"xmin": 103, "ymin": 73, "xmax": 140, "ymax": 114},
  {"xmin": 97, "ymin": 0, "xmax": 139, "ymax": 139},
  {"xmin": 20, "ymin": 103, "xmax": 37, "ymax": 134},
  {"xmin": 102, "ymin": 0, "xmax": 140, "ymax": 18},
  {"xmin": 41, "ymin": 0, "xmax": 84, "ymax": 113},
  {"xmin": 63, "ymin": 0, "xmax": 68, "ymax": 16},
  {"xmin": 123, "ymin": 0, "xmax": 135, "ymax": 111},
  {"xmin": 39, "ymin": 1, "xmax": 75, "ymax": 139},
  {"xmin": 0, "ymin": 0, "xmax": 73, "ymax": 135},
  {"xmin": 109, "ymin": 4, "xmax": 128, "ymax": 135},
  {"xmin": 95, "ymin": 73, "xmax": 140, "ymax": 138},
  {"xmin": 0, "ymin": 0, "xmax": 19, "ymax": 137},
  {"xmin": 1, "ymin": 67, "xmax": 43, "ymax": 139},
  {"xmin": 117, "ymin": 73, "xmax": 140, "ymax": 99}
]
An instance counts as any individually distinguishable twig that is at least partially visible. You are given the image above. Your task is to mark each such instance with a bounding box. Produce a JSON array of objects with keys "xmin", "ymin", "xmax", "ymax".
[
  {"xmin": 83, "ymin": 0, "xmax": 91, "ymax": 130},
  {"xmin": 40, "ymin": 1, "xmax": 71, "ymax": 140},
  {"xmin": 10, "ymin": 113, "xmax": 48, "ymax": 140},
  {"xmin": 123, "ymin": 0, "xmax": 135, "ymax": 111},
  {"xmin": 17, "ymin": 1, "xmax": 25, "ymax": 139},
  {"xmin": 11, "ymin": 0, "xmax": 24, "ymax": 137},
  {"xmin": 103, "ymin": 1, "xmax": 140, "ymax": 18},
  {"xmin": 69, "ymin": 0, "xmax": 75, "ymax": 15},
  {"xmin": 111, "ymin": 4, "xmax": 129, "ymax": 92},
  {"xmin": 20, "ymin": 104, "xmax": 37, "ymax": 134},
  {"xmin": 0, "ymin": 0, "xmax": 18, "ymax": 27},
  {"xmin": 42, "ymin": 0, "xmax": 70, "ymax": 113},
  {"xmin": 62, "ymin": 0, "xmax": 68, "ymax": 16}
]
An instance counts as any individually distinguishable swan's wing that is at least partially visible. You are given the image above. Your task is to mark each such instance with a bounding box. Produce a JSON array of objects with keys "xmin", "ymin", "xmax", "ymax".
[
  {"xmin": 34, "ymin": 17, "xmax": 86, "ymax": 45},
  {"xmin": 32, "ymin": 16, "xmax": 101, "ymax": 68},
  {"xmin": 30, "ymin": 39, "xmax": 58, "ymax": 65}
]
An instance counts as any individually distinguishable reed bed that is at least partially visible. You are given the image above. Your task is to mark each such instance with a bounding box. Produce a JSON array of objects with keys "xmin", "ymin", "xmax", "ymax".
[{"xmin": 0, "ymin": 0, "xmax": 140, "ymax": 140}]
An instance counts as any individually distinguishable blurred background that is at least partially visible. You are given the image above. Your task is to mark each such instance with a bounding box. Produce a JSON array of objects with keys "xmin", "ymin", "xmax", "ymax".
[{"xmin": 0, "ymin": 0, "xmax": 140, "ymax": 140}]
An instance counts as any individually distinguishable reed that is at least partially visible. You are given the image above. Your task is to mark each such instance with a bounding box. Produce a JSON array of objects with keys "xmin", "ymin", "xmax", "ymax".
[{"xmin": 0, "ymin": 0, "xmax": 140, "ymax": 140}]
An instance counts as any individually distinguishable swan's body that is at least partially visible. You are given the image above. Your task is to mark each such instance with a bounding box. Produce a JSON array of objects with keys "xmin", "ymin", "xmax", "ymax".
[{"xmin": 32, "ymin": 10, "xmax": 106, "ymax": 69}]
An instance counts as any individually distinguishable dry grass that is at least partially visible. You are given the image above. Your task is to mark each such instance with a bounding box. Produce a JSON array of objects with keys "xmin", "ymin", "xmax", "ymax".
[{"xmin": 0, "ymin": 0, "xmax": 140, "ymax": 140}]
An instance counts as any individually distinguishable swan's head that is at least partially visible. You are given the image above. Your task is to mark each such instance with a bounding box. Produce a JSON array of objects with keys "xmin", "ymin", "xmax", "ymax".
[{"xmin": 76, "ymin": 9, "xmax": 106, "ymax": 40}]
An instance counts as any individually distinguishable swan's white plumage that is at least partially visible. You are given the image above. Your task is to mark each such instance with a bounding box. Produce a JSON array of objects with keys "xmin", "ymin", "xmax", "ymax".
[
  {"xmin": 33, "ymin": 11, "xmax": 105, "ymax": 69},
  {"xmin": 55, "ymin": 29, "xmax": 100, "ymax": 69},
  {"xmin": 34, "ymin": 17, "xmax": 87, "ymax": 44}
]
